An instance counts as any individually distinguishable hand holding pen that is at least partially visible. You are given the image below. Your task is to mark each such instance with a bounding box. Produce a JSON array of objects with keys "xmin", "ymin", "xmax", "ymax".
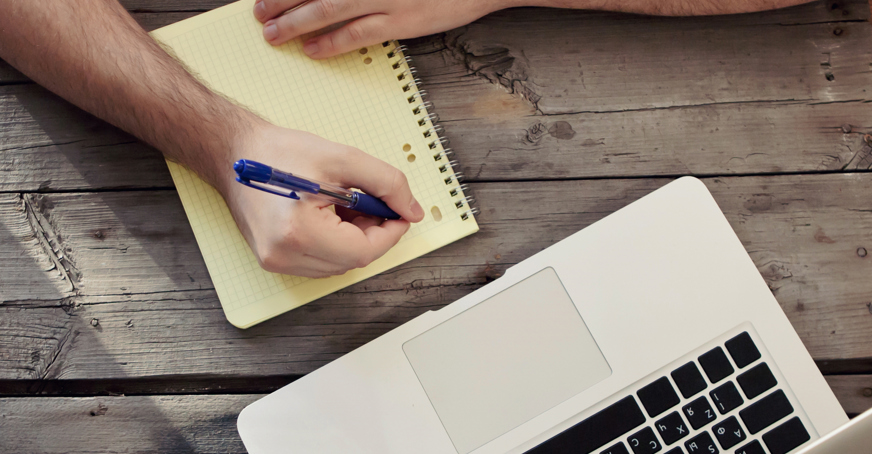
[
  {"xmin": 223, "ymin": 126, "xmax": 425, "ymax": 279},
  {"xmin": 234, "ymin": 159, "xmax": 403, "ymax": 220}
]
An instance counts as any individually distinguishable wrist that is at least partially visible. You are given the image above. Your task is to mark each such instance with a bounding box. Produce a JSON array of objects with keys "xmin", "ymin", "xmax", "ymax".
[{"xmin": 205, "ymin": 107, "xmax": 268, "ymax": 199}]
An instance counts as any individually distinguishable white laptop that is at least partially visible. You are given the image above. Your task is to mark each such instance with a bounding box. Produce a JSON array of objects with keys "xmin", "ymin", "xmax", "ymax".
[{"xmin": 237, "ymin": 177, "xmax": 850, "ymax": 454}]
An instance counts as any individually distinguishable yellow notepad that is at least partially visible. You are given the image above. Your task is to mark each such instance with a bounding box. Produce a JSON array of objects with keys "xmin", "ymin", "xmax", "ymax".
[{"xmin": 151, "ymin": 0, "xmax": 478, "ymax": 328}]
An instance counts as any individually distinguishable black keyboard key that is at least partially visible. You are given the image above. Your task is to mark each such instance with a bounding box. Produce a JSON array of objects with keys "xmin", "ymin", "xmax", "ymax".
[
  {"xmin": 627, "ymin": 427, "xmax": 662, "ymax": 454},
  {"xmin": 762, "ymin": 417, "xmax": 810, "ymax": 454},
  {"xmin": 735, "ymin": 440, "xmax": 766, "ymax": 454},
  {"xmin": 671, "ymin": 362, "xmax": 707, "ymax": 398},
  {"xmin": 601, "ymin": 442, "xmax": 630, "ymax": 454},
  {"xmin": 725, "ymin": 332, "xmax": 760, "ymax": 368},
  {"xmin": 637, "ymin": 377, "xmax": 680, "ymax": 418},
  {"xmin": 739, "ymin": 390, "xmax": 793, "ymax": 434},
  {"xmin": 682, "ymin": 396, "xmax": 717, "ymax": 430},
  {"xmin": 526, "ymin": 395, "xmax": 646, "ymax": 454},
  {"xmin": 711, "ymin": 416, "xmax": 746, "ymax": 450},
  {"xmin": 709, "ymin": 382, "xmax": 743, "ymax": 415},
  {"xmin": 655, "ymin": 411, "xmax": 689, "ymax": 445},
  {"xmin": 698, "ymin": 347, "xmax": 733, "ymax": 384},
  {"xmin": 684, "ymin": 431, "xmax": 718, "ymax": 454},
  {"xmin": 737, "ymin": 363, "xmax": 777, "ymax": 400},
  {"xmin": 664, "ymin": 449, "xmax": 683, "ymax": 454}
]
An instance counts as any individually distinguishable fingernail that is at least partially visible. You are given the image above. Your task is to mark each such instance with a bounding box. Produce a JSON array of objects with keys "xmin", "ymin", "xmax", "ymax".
[
  {"xmin": 254, "ymin": 0, "xmax": 266, "ymax": 21},
  {"xmin": 263, "ymin": 22, "xmax": 278, "ymax": 42},
  {"xmin": 410, "ymin": 199, "xmax": 424, "ymax": 220},
  {"xmin": 303, "ymin": 40, "xmax": 319, "ymax": 55}
]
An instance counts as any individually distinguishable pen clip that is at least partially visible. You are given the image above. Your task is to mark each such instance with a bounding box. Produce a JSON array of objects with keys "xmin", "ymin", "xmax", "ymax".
[{"xmin": 236, "ymin": 177, "xmax": 300, "ymax": 199}]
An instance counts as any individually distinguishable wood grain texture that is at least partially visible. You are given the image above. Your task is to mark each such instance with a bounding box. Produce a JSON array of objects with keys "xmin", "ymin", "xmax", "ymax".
[
  {"xmin": 1, "ymin": 381, "xmax": 870, "ymax": 454},
  {"xmin": 1, "ymin": 2, "xmax": 870, "ymax": 191},
  {"xmin": 0, "ymin": 394, "xmax": 258, "ymax": 453},
  {"xmin": 1, "ymin": 174, "xmax": 870, "ymax": 380},
  {"xmin": 826, "ymin": 374, "xmax": 872, "ymax": 415}
]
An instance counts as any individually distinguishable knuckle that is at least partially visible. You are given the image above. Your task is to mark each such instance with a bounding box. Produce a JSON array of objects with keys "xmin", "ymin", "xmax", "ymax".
[
  {"xmin": 346, "ymin": 22, "xmax": 367, "ymax": 43},
  {"xmin": 353, "ymin": 253, "xmax": 374, "ymax": 269},
  {"xmin": 257, "ymin": 250, "xmax": 283, "ymax": 273},
  {"xmin": 388, "ymin": 167, "xmax": 408, "ymax": 193},
  {"xmin": 315, "ymin": 0, "xmax": 338, "ymax": 19}
]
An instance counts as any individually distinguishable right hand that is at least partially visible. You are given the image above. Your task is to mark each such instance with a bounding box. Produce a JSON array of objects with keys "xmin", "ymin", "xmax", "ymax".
[{"xmin": 219, "ymin": 122, "xmax": 425, "ymax": 278}]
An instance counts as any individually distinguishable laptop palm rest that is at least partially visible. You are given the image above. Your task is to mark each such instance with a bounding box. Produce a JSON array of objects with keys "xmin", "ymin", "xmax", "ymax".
[{"xmin": 403, "ymin": 267, "xmax": 612, "ymax": 454}]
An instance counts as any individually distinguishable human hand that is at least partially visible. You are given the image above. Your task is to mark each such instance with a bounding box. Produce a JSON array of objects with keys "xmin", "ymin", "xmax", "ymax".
[
  {"xmin": 219, "ymin": 122, "xmax": 425, "ymax": 278},
  {"xmin": 253, "ymin": 0, "xmax": 509, "ymax": 58}
]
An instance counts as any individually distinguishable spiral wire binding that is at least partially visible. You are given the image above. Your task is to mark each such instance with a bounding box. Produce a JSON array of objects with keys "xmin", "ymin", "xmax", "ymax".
[{"xmin": 383, "ymin": 41, "xmax": 476, "ymax": 222}]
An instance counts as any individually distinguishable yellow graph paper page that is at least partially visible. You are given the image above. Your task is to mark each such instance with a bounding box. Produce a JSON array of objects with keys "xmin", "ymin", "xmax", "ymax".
[{"xmin": 151, "ymin": 1, "xmax": 478, "ymax": 328}]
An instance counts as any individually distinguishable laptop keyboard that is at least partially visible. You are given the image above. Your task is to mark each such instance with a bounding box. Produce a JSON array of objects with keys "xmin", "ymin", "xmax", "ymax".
[{"xmin": 525, "ymin": 331, "xmax": 812, "ymax": 454}]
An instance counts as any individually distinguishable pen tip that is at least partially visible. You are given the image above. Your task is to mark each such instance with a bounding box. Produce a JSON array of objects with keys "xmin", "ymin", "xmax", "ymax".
[{"xmin": 233, "ymin": 160, "xmax": 244, "ymax": 173}]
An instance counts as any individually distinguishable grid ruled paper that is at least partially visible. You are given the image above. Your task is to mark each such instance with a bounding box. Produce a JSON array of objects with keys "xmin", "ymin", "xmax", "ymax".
[{"xmin": 151, "ymin": 0, "xmax": 478, "ymax": 328}]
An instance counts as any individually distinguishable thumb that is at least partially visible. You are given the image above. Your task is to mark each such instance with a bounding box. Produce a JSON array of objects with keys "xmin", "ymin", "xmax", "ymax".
[{"xmin": 326, "ymin": 147, "xmax": 426, "ymax": 222}]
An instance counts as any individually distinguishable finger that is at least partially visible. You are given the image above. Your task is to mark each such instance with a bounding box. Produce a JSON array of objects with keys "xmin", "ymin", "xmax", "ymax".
[
  {"xmin": 322, "ymin": 147, "xmax": 425, "ymax": 222},
  {"xmin": 302, "ymin": 14, "xmax": 390, "ymax": 59},
  {"xmin": 350, "ymin": 215, "xmax": 382, "ymax": 230},
  {"xmin": 254, "ymin": 0, "xmax": 306, "ymax": 23},
  {"xmin": 260, "ymin": 253, "xmax": 349, "ymax": 278},
  {"xmin": 335, "ymin": 205, "xmax": 383, "ymax": 229},
  {"xmin": 262, "ymin": 0, "xmax": 363, "ymax": 46},
  {"xmin": 307, "ymin": 215, "xmax": 410, "ymax": 269}
]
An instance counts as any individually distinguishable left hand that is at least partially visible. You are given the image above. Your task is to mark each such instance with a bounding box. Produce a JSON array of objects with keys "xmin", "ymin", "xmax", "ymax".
[{"xmin": 253, "ymin": 0, "xmax": 509, "ymax": 58}]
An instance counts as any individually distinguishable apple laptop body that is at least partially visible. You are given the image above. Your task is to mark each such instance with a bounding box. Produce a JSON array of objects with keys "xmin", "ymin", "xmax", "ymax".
[
  {"xmin": 795, "ymin": 407, "xmax": 872, "ymax": 454},
  {"xmin": 238, "ymin": 177, "xmax": 848, "ymax": 454}
]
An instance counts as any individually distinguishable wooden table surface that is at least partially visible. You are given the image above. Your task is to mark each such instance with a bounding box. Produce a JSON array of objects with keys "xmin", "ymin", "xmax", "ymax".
[{"xmin": 1, "ymin": 1, "xmax": 871, "ymax": 452}]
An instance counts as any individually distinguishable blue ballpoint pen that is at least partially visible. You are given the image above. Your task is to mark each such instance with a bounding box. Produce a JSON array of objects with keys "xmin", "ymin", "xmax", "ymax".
[{"xmin": 233, "ymin": 159, "xmax": 401, "ymax": 220}]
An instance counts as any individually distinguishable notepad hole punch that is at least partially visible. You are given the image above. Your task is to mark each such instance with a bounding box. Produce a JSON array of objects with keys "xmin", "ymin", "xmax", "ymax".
[
  {"xmin": 431, "ymin": 206, "xmax": 443, "ymax": 222},
  {"xmin": 363, "ymin": 57, "xmax": 373, "ymax": 65},
  {"xmin": 386, "ymin": 40, "xmax": 477, "ymax": 223},
  {"xmin": 359, "ymin": 48, "xmax": 368, "ymax": 55},
  {"xmin": 403, "ymin": 143, "xmax": 412, "ymax": 152}
]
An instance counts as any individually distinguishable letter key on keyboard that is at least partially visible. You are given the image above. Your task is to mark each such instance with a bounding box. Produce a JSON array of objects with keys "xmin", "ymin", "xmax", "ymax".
[
  {"xmin": 709, "ymin": 382, "xmax": 743, "ymax": 415},
  {"xmin": 682, "ymin": 397, "xmax": 716, "ymax": 430},
  {"xmin": 655, "ymin": 411, "xmax": 689, "ymax": 445},
  {"xmin": 627, "ymin": 427, "xmax": 661, "ymax": 454},
  {"xmin": 711, "ymin": 416, "xmax": 746, "ymax": 450},
  {"xmin": 684, "ymin": 431, "xmax": 718, "ymax": 454}
]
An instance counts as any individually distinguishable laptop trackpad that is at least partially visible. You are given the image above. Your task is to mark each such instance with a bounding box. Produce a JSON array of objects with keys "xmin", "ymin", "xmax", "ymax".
[{"xmin": 403, "ymin": 267, "xmax": 611, "ymax": 454}]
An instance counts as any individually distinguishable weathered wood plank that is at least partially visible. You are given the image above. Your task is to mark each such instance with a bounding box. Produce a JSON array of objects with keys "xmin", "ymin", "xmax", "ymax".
[
  {"xmin": 0, "ymin": 394, "xmax": 257, "ymax": 453},
  {"xmin": 0, "ymin": 85, "xmax": 174, "ymax": 192},
  {"xmin": 2, "ymin": 82, "xmax": 870, "ymax": 191},
  {"xmin": 2, "ymin": 2, "xmax": 870, "ymax": 190},
  {"xmin": 418, "ymin": 11, "xmax": 872, "ymax": 116},
  {"xmin": 826, "ymin": 374, "xmax": 872, "ymax": 415},
  {"xmin": 1, "ymin": 174, "xmax": 870, "ymax": 379},
  {"xmin": 1, "ymin": 379, "xmax": 870, "ymax": 453},
  {"xmin": 446, "ymin": 100, "xmax": 872, "ymax": 181},
  {"xmin": 0, "ymin": 193, "xmax": 72, "ymax": 300}
]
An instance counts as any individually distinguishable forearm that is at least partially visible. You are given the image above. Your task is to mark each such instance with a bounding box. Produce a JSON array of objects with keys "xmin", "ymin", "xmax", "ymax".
[
  {"xmin": 508, "ymin": 0, "xmax": 813, "ymax": 15},
  {"xmin": 0, "ymin": 0, "xmax": 259, "ymax": 193}
]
